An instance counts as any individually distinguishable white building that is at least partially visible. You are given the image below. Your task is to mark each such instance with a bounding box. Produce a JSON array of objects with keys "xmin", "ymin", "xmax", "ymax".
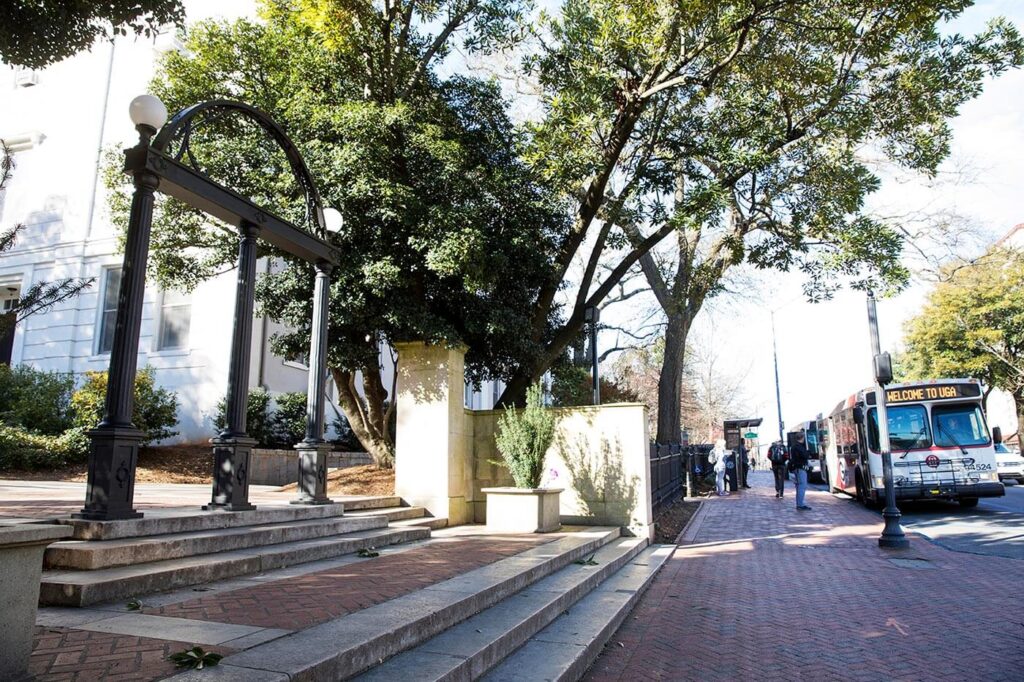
[{"xmin": 0, "ymin": 4, "xmax": 503, "ymax": 443}]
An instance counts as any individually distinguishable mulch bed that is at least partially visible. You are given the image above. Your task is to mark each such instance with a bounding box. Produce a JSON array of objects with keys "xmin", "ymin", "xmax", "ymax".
[
  {"xmin": 278, "ymin": 464, "xmax": 395, "ymax": 497},
  {"xmin": 653, "ymin": 496, "xmax": 702, "ymax": 544}
]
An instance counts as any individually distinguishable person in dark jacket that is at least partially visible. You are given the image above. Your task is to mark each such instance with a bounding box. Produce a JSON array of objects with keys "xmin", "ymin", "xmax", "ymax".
[
  {"xmin": 738, "ymin": 442, "xmax": 751, "ymax": 488},
  {"xmin": 789, "ymin": 433, "xmax": 812, "ymax": 510},
  {"xmin": 768, "ymin": 442, "xmax": 788, "ymax": 497}
]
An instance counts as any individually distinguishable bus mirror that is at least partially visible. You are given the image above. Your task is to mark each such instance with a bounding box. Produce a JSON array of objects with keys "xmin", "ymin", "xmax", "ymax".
[
  {"xmin": 874, "ymin": 352, "xmax": 893, "ymax": 385},
  {"xmin": 993, "ymin": 426, "xmax": 1002, "ymax": 444},
  {"xmin": 853, "ymin": 406, "xmax": 864, "ymax": 425}
]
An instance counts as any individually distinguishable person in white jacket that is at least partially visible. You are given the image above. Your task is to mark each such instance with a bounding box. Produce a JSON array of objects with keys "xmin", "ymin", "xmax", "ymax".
[{"xmin": 711, "ymin": 439, "xmax": 729, "ymax": 496}]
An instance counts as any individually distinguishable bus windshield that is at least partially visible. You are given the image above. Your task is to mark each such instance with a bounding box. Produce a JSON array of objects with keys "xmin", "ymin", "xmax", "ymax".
[
  {"xmin": 868, "ymin": 405, "xmax": 930, "ymax": 451},
  {"xmin": 932, "ymin": 403, "xmax": 989, "ymax": 447}
]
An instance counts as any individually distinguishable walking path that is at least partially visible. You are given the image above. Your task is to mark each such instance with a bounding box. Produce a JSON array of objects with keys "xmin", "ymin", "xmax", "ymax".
[{"xmin": 585, "ymin": 471, "xmax": 1024, "ymax": 682}]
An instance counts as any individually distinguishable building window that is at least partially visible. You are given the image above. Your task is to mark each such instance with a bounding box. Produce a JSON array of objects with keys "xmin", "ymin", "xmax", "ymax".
[
  {"xmin": 158, "ymin": 289, "xmax": 191, "ymax": 350},
  {"xmin": 97, "ymin": 267, "xmax": 122, "ymax": 354}
]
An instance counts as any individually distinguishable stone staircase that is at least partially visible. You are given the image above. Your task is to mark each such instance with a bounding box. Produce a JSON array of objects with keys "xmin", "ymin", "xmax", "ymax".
[
  {"xmin": 168, "ymin": 528, "xmax": 675, "ymax": 682},
  {"xmin": 39, "ymin": 497, "xmax": 435, "ymax": 607}
]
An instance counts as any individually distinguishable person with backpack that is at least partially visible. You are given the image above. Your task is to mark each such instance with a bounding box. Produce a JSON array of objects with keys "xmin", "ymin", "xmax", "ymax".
[
  {"xmin": 788, "ymin": 432, "xmax": 812, "ymax": 510},
  {"xmin": 768, "ymin": 441, "xmax": 788, "ymax": 497},
  {"xmin": 710, "ymin": 439, "xmax": 729, "ymax": 496}
]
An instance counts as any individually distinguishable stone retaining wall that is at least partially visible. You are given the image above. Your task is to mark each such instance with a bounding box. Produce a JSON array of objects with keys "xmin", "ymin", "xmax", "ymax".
[{"xmin": 250, "ymin": 449, "xmax": 374, "ymax": 486}]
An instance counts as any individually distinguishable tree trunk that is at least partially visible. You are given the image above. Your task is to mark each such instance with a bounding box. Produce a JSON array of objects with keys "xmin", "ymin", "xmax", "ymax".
[
  {"xmin": 1013, "ymin": 388, "xmax": 1024, "ymax": 444},
  {"xmin": 331, "ymin": 366, "xmax": 395, "ymax": 468},
  {"xmin": 655, "ymin": 313, "xmax": 692, "ymax": 444}
]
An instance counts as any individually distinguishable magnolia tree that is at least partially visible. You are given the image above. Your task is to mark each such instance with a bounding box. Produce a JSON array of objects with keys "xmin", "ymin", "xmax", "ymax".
[{"xmin": 106, "ymin": 1, "xmax": 562, "ymax": 467}]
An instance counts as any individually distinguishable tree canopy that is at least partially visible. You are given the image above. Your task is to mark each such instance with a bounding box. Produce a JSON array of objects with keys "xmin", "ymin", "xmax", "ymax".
[
  {"xmin": 105, "ymin": 1, "xmax": 563, "ymax": 465},
  {"xmin": 902, "ymin": 248, "xmax": 1024, "ymax": 431},
  {"xmin": 1, "ymin": 0, "xmax": 185, "ymax": 68}
]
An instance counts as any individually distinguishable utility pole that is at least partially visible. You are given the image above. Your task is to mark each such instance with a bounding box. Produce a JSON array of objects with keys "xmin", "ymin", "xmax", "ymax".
[
  {"xmin": 585, "ymin": 306, "xmax": 600, "ymax": 405},
  {"xmin": 867, "ymin": 291, "xmax": 910, "ymax": 549}
]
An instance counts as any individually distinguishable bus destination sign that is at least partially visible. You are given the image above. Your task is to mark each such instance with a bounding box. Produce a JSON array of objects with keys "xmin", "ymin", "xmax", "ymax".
[{"xmin": 884, "ymin": 383, "xmax": 981, "ymax": 404}]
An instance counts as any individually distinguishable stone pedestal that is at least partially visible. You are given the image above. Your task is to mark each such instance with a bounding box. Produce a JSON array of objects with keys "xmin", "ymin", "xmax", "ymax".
[
  {"xmin": 0, "ymin": 524, "xmax": 74, "ymax": 681},
  {"xmin": 394, "ymin": 342, "xmax": 471, "ymax": 525},
  {"xmin": 292, "ymin": 442, "xmax": 334, "ymax": 505},
  {"xmin": 482, "ymin": 488, "xmax": 563, "ymax": 533}
]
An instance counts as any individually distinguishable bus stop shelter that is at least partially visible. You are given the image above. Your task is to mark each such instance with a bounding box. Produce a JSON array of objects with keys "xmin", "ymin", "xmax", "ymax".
[{"xmin": 724, "ymin": 418, "xmax": 762, "ymax": 491}]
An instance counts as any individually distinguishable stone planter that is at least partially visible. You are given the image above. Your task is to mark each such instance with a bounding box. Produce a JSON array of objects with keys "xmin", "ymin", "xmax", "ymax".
[
  {"xmin": 0, "ymin": 524, "xmax": 74, "ymax": 681},
  {"xmin": 482, "ymin": 487, "xmax": 563, "ymax": 533}
]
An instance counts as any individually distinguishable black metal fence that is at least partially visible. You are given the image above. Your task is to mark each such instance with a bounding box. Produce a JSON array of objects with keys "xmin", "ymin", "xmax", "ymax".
[{"xmin": 650, "ymin": 442, "xmax": 714, "ymax": 511}]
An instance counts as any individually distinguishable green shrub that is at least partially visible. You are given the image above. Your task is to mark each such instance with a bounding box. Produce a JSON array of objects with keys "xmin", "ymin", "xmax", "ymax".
[
  {"xmin": 271, "ymin": 391, "xmax": 309, "ymax": 447},
  {"xmin": 213, "ymin": 387, "xmax": 273, "ymax": 446},
  {"xmin": 494, "ymin": 382, "xmax": 558, "ymax": 488},
  {"xmin": 71, "ymin": 367, "xmax": 179, "ymax": 444},
  {"xmin": 0, "ymin": 364, "xmax": 75, "ymax": 435},
  {"xmin": 0, "ymin": 424, "xmax": 89, "ymax": 469}
]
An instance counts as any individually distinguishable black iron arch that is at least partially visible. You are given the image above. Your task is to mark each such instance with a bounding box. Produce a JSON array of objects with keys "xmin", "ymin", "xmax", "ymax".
[{"xmin": 152, "ymin": 99, "xmax": 326, "ymax": 235}]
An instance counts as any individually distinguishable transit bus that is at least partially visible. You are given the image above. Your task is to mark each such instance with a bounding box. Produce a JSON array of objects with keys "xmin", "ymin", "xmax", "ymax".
[
  {"xmin": 786, "ymin": 420, "xmax": 824, "ymax": 483},
  {"xmin": 818, "ymin": 378, "xmax": 1004, "ymax": 508}
]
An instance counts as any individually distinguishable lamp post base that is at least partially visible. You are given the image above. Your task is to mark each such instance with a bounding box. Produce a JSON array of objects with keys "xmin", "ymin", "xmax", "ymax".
[
  {"xmin": 75, "ymin": 426, "xmax": 145, "ymax": 521},
  {"xmin": 878, "ymin": 509, "xmax": 910, "ymax": 549},
  {"xmin": 291, "ymin": 442, "xmax": 333, "ymax": 505},
  {"xmin": 204, "ymin": 436, "xmax": 256, "ymax": 512}
]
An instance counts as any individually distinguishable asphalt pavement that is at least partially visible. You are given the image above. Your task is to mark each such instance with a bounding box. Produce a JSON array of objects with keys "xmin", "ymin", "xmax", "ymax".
[{"xmin": 809, "ymin": 479, "xmax": 1024, "ymax": 560}]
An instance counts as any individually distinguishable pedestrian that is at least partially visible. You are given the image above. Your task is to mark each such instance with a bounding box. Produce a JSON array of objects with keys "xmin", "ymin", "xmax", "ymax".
[
  {"xmin": 738, "ymin": 442, "xmax": 751, "ymax": 489},
  {"xmin": 768, "ymin": 441, "xmax": 788, "ymax": 497},
  {"xmin": 711, "ymin": 439, "xmax": 729, "ymax": 496},
  {"xmin": 789, "ymin": 432, "xmax": 812, "ymax": 510}
]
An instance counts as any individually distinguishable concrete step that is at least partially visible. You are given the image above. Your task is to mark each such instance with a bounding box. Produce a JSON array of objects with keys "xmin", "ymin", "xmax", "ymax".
[
  {"xmin": 483, "ymin": 544, "xmax": 676, "ymax": 682},
  {"xmin": 338, "ymin": 496, "xmax": 402, "ymax": 511},
  {"xmin": 166, "ymin": 528, "xmax": 623, "ymax": 681},
  {"xmin": 344, "ymin": 506, "xmax": 431, "ymax": 523},
  {"xmin": 353, "ymin": 536, "xmax": 649, "ymax": 681},
  {"xmin": 45, "ymin": 515, "xmax": 390, "ymax": 570},
  {"xmin": 392, "ymin": 515, "xmax": 448, "ymax": 531},
  {"xmin": 40, "ymin": 525, "xmax": 430, "ymax": 607},
  {"xmin": 60, "ymin": 503, "xmax": 349, "ymax": 541}
]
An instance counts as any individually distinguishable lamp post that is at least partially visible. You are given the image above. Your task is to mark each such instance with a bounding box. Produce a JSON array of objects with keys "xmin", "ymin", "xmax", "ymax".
[
  {"xmin": 866, "ymin": 291, "xmax": 910, "ymax": 549},
  {"xmin": 76, "ymin": 95, "xmax": 167, "ymax": 521},
  {"xmin": 585, "ymin": 305, "xmax": 600, "ymax": 405},
  {"xmin": 770, "ymin": 310, "xmax": 785, "ymax": 449}
]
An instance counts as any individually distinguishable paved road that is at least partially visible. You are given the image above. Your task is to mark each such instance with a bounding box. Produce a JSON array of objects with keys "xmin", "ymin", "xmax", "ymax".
[{"xmin": 810, "ymin": 480, "xmax": 1024, "ymax": 560}]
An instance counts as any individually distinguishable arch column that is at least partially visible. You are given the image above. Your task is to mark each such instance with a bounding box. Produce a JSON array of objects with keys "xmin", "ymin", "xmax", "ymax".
[
  {"xmin": 206, "ymin": 221, "xmax": 260, "ymax": 512},
  {"xmin": 293, "ymin": 262, "xmax": 333, "ymax": 505}
]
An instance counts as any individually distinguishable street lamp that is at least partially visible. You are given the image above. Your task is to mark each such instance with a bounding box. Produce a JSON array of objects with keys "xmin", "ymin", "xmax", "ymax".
[
  {"xmin": 76, "ymin": 95, "xmax": 169, "ymax": 521},
  {"xmin": 866, "ymin": 291, "xmax": 910, "ymax": 549},
  {"xmin": 584, "ymin": 305, "xmax": 600, "ymax": 405}
]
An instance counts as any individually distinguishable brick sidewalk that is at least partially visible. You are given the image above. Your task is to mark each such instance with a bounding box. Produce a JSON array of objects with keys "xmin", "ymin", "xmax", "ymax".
[{"xmin": 586, "ymin": 471, "xmax": 1024, "ymax": 682}]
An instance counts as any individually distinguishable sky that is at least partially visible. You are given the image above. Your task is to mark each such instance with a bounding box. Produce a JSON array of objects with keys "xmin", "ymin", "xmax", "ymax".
[{"xmin": 688, "ymin": 1, "xmax": 1024, "ymax": 442}]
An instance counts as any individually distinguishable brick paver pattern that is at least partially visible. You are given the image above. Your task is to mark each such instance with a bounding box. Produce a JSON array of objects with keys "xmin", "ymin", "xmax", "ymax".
[
  {"xmin": 29, "ymin": 627, "xmax": 231, "ymax": 682},
  {"xmin": 586, "ymin": 471, "xmax": 1024, "ymax": 682},
  {"xmin": 146, "ymin": 536, "xmax": 554, "ymax": 629}
]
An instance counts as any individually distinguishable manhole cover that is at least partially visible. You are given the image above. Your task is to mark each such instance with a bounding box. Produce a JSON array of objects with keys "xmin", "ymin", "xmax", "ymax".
[{"xmin": 888, "ymin": 558, "xmax": 936, "ymax": 570}]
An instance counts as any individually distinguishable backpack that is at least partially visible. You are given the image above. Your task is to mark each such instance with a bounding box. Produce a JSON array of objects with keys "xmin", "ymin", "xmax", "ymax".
[{"xmin": 769, "ymin": 445, "xmax": 788, "ymax": 465}]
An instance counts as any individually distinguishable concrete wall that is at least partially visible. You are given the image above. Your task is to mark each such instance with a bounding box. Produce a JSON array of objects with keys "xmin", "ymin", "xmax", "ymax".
[
  {"xmin": 249, "ymin": 449, "xmax": 373, "ymax": 486},
  {"xmin": 467, "ymin": 405, "xmax": 653, "ymax": 539},
  {"xmin": 393, "ymin": 343, "xmax": 653, "ymax": 539}
]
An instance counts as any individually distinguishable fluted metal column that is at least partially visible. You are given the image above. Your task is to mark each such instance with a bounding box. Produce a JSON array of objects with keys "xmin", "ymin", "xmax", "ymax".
[
  {"xmin": 293, "ymin": 262, "xmax": 333, "ymax": 505},
  {"xmin": 77, "ymin": 130, "xmax": 158, "ymax": 521},
  {"xmin": 206, "ymin": 221, "xmax": 260, "ymax": 511}
]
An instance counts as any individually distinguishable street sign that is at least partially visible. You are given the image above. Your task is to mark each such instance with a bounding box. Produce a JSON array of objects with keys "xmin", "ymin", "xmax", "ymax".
[{"xmin": 744, "ymin": 432, "xmax": 757, "ymax": 439}]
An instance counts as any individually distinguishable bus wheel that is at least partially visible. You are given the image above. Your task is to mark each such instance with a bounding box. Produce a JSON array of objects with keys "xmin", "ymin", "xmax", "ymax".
[
  {"xmin": 855, "ymin": 469, "xmax": 868, "ymax": 506},
  {"xmin": 959, "ymin": 497, "xmax": 979, "ymax": 508}
]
